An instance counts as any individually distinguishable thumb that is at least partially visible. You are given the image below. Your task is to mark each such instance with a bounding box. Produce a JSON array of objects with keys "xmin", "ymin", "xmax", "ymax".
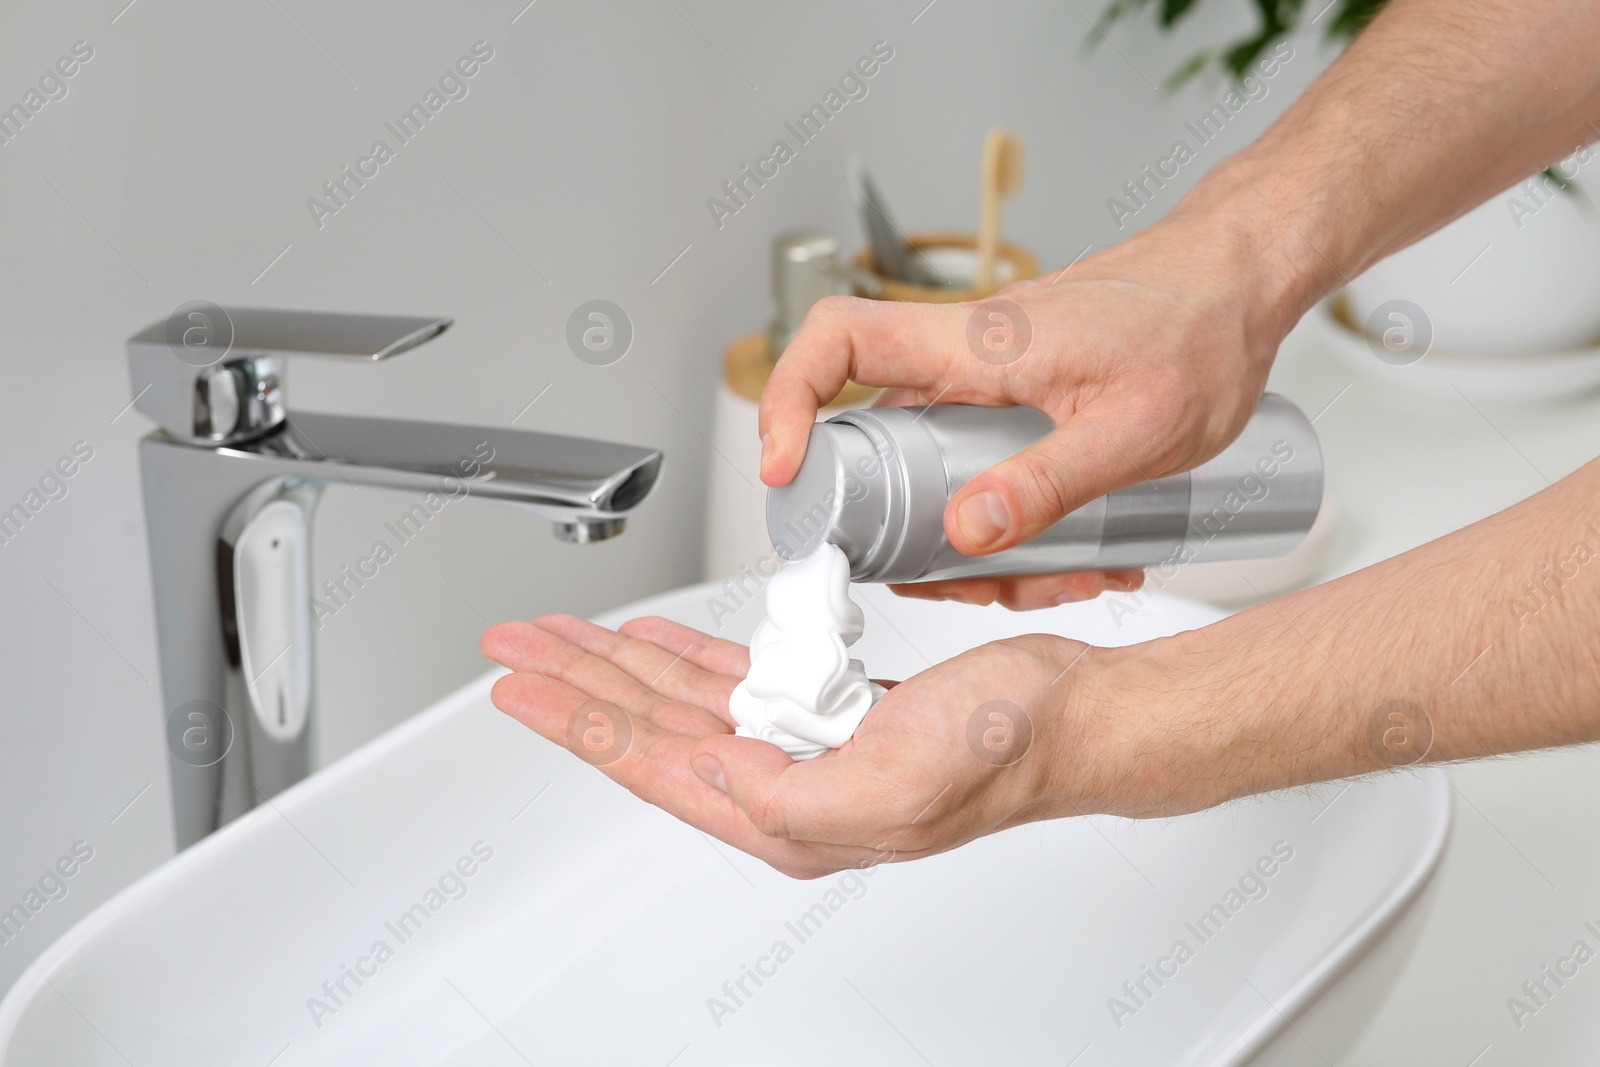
[
  {"xmin": 692, "ymin": 733, "xmax": 844, "ymax": 843},
  {"xmin": 946, "ymin": 411, "xmax": 1156, "ymax": 555}
]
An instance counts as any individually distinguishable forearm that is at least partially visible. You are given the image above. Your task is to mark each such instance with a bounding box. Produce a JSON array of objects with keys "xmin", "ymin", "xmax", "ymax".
[
  {"xmin": 1116, "ymin": 457, "xmax": 1600, "ymax": 813},
  {"xmin": 1166, "ymin": 0, "xmax": 1600, "ymax": 334}
]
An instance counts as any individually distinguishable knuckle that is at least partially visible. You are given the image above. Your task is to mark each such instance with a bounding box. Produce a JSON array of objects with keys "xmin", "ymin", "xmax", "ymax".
[
  {"xmin": 1008, "ymin": 459, "xmax": 1078, "ymax": 529},
  {"xmin": 996, "ymin": 581, "xmax": 1048, "ymax": 611},
  {"xmin": 808, "ymin": 294, "xmax": 857, "ymax": 321},
  {"xmin": 546, "ymin": 644, "xmax": 591, "ymax": 683},
  {"xmin": 1003, "ymin": 632, "xmax": 1073, "ymax": 668},
  {"xmin": 952, "ymin": 581, "xmax": 998, "ymax": 607}
]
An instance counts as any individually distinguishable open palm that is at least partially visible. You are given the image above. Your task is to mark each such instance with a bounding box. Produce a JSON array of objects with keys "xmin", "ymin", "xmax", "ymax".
[{"xmin": 482, "ymin": 612, "xmax": 1114, "ymax": 879}]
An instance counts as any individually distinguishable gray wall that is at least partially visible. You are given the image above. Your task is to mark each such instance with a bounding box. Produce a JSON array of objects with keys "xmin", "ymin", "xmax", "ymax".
[{"xmin": 0, "ymin": 0, "xmax": 1323, "ymax": 990}]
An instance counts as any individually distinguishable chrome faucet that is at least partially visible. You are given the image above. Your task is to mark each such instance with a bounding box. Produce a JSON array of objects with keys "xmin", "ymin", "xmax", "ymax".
[{"xmin": 128, "ymin": 307, "xmax": 663, "ymax": 850}]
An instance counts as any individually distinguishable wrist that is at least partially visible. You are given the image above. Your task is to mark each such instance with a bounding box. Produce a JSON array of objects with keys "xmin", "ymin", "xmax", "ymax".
[
  {"xmin": 1075, "ymin": 628, "xmax": 1270, "ymax": 819},
  {"xmin": 1161, "ymin": 156, "xmax": 1348, "ymax": 346}
]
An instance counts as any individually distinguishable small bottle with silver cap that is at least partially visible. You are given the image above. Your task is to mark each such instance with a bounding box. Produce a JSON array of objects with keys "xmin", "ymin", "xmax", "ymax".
[
  {"xmin": 766, "ymin": 395, "xmax": 1323, "ymax": 582},
  {"xmin": 770, "ymin": 230, "xmax": 843, "ymax": 354}
]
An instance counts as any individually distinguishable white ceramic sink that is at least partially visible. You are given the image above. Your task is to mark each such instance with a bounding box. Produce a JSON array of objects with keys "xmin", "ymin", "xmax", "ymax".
[{"xmin": 0, "ymin": 584, "xmax": 1448, "ymax": 1066}]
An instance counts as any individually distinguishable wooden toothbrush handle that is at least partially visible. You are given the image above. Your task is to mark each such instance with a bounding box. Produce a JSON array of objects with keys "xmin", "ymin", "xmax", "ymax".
[{"xmin": 975, "ymin": 132, "xmax": 1002, "ymax": 291}]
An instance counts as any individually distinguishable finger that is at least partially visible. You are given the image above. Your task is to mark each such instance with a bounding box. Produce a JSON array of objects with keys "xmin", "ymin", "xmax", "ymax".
[
  {"xmin": 987, "ymin": 573, "xmax": 1109, "ymax": 610},
  {"xmin": 492, "ymin": 671, "xmax": 912, "ymax": 877},
  {"xmin": 484, "ymin": 620, "xmax": 726, "ymax": 736},
  {"xmin": 888, "ymin": 569, "xmax": 1144, "ymax": 610},
  {"xmin": 534, "ymin": 614, "xmax": 739, "ymax": 725},
  {"xmin": 873, "ymin": 385, "xmax": 976, "ymax": 409},
  {"xmin": 1103, "ymin": 569, "xmax": 1145, "ymax": 594},
  {"xmin": 758, "ymin": 297, "xmax": 969, "ymax": 486},
  {"xmin": 873, "ymin": 387, "xmax": 923, "ymax": 407},
  {"xmin": 489, "ymin": 672, "xmax": 760, "ymax": 847},
  {"xmin": 619, "ymin": 616, "xmax": 752, "ymax": 677},
  {"xmin": 887, "ymin": 579, "xmax": 1002, "ymax": 606},
  {"xmin": 946, "ymin": 409, "xmax": 1163, "ymax": 555},
  {"xmin": 479, "ymin": 619, "xmax": 548, "ymax": 674}
]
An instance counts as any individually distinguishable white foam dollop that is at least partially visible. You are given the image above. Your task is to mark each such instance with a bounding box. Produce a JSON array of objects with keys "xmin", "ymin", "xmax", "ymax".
[{"xmin": 728, "ymin": 543, "xmax": 885, "ymax": 760}]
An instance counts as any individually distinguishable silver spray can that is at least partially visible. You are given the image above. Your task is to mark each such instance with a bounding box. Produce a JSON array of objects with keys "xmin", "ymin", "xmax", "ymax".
[{"xmin": 766, "ymin": 394, "xmax": 1323, "ymax": 582}]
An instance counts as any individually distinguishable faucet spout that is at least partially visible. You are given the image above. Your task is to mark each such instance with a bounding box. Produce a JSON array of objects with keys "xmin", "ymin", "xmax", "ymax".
[
  {"xmin": 129, "ymin": 307, "xmax": 664, "ymax": 849},
  {"xmin": 237, "ymin": 411, "xmax": 662, "ymax": 534}
]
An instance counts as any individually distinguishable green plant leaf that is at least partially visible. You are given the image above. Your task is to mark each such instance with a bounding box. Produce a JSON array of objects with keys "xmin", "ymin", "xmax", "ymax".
[
  {"xmin": 1085, "ymin": 0, "xmax": 1152, "ymax": 52},
  {"xmin": 1081, "ymin": 0, "xmax": 1396, "ymax": 84},
  {"xmin": 1160, "ymin": 0, "xmax": 1201, "ymax": 27},
  {"xmin": 1543, "ymin": 165, "xmax": 1587, "ymax": 205},
  {"xmin": 1222, "ymin": 30, "xmax": 1277, "ymax": 79},
  {"xmin": 1162, "ymin": 50, "xmax": 1214, "ymax": 91},
  {"xmin": 1325, "ymin": 0, "xmax": 1386, "ymax": 41}
]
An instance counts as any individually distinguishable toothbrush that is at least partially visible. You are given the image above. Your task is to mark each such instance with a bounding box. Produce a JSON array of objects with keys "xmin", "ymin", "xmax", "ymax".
[{"xmin": 974, "ymin": 127, "xmax": 1025, "ymax": 292}]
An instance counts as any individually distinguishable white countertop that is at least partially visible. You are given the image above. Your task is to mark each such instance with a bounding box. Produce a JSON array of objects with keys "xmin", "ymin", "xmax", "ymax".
[{"xmin": 1246, "ymin": 313, "xmax": 1600, "ymax": 1065}]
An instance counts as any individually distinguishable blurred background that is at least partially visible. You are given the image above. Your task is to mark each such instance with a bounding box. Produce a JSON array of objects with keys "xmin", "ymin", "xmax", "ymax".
[
  {"xmin": 0, "ymin": 0, "xmax": 1326, "ymax": 990},
  {"xmin": 10, "ymin": 3, "xmax": 1600, "ymax": 1062}
]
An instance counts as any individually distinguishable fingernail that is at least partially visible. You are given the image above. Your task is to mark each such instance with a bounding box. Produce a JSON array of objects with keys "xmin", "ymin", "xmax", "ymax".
[
  {"xmin": 1106, "ymin": 573, "xmax": 1143, "ymax": 593},
  {"xmin": 694, "ymin": 754, "xmax": 727, "ymax": 793},
  {"xmin": 956, "ymin": 490, "xmax": 1009, "ymax": 549},
  {"xmin": 1054, "ymin": 589, "xmax": 1088, "ymax": 605},
  {"xmin": 758, "ymin": 434, "xmax": 773, "ymax": 477}
]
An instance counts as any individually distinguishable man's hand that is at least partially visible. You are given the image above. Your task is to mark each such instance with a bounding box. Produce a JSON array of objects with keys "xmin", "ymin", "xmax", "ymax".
[
  {"xmin": 490, "ymin": 0, "xmax": 1600, "ymax": 882},
  {"xmin": 750, "ymin": 0, "xmax": 1600, "ymax": 613},
  {"xmin": 759, "ymin": 202, "xmax": 1309, "ymax": 610},
  {"xmin": 483, "ymin": 458, "xmax": 1600, "ymax": 880},
  {"xmin": 481, "ymin": 613, "xmax": 1164, "ymax": 879}
]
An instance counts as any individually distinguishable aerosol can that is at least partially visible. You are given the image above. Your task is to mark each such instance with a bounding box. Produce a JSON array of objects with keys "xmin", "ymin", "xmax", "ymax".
[{"xmin": 766, "ymin": 394, "xmax": 1322, "ymax": 583}]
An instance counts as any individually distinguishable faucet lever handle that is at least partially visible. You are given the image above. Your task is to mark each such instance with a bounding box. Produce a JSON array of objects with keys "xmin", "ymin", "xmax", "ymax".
[{"xmin": 127, "ymin": 306, "xmax": 453, "ymax": 446}]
